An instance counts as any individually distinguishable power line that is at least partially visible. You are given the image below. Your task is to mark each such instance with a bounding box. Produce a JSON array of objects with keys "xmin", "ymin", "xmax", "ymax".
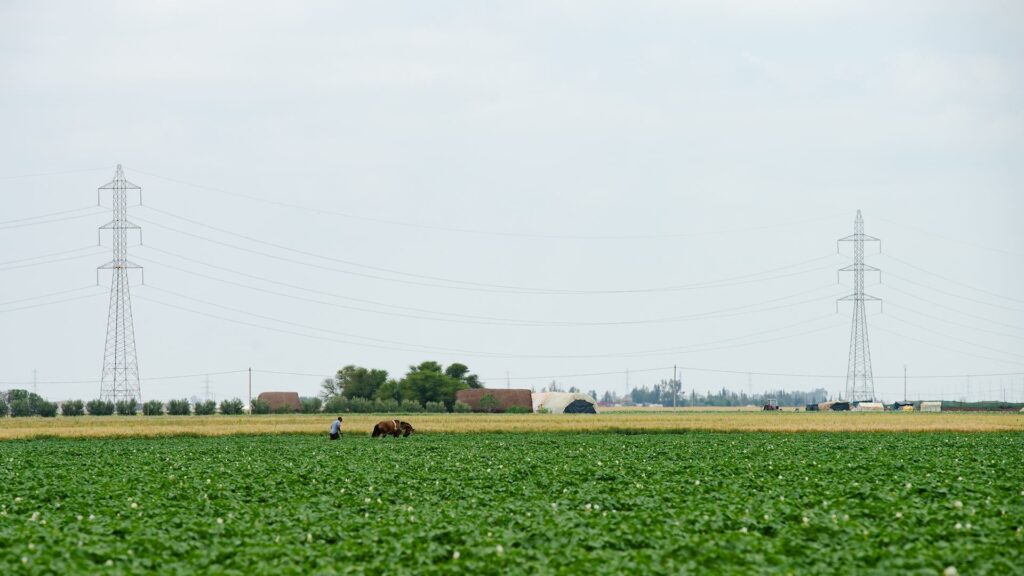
[
  {"xmin": 0, "ymin": 290, "xmax": 106, "ymax": 314},
  {"xmin": 0, "ymin": 206, "xmax": 103, "ymax": 226},
  {"xmin": 136, "ymin": 207, "xmax": 844, "ymax": 295},
  {"xmin": 872, "ymin": 322, "xmax": 1024, "ymax": 368},
  {"xmin": 887, "ymin": 301, "xmax": 1024, "ymax": 341},
  {"xmin": 0, "ymin": 369, "xmax": 248, "ymax": 386},
  {"xmin": 0, "ymin": 209, "xmax": 107, "ymax": 231},
  {"xmin": 880, "ymin": 217, "xmax": 1024, "ymax": 258},
  {"xmin": 136, "ymin": 249, "xmax": 845, "ymax": 327},
  {"xmin": 882, "ymin": 252, "xmax": 1024, "ymax": 304},
  {"xmin": 882, "ymin": 313, "xmax": 1024, "ymax": 361},
  {"xmin": 0, "ymin": 245, "xmax": 101, "ymax": 268},
  {"xmin": 0, "ymin": 249, "xmax": 106, "ymax": 273},
  {"xmin": 130, "ymin": 166, "xmax": 849, "ymax": 240},
  {"xmin": 883, "ymin": 283, "xmax": 1022, "ymax": 331},
  {"xmin": 0, "ymin": 167, "xmax": 111, "ymax": 181},
  {"xmin": 884, "ymin": 271, "xmax": 1024, "ymax": 313},
  {"xmin": 138, "ymin": 284, "xmax": 847, "ymax": 359},
  {"xmin": 0, "ymin": 285, "xmax": 101, "ymax": 307}
]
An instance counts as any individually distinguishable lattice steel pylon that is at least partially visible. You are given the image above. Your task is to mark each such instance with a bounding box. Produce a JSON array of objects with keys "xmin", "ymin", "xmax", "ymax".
[
  {"xmin": 837, "ymin": 210, "xmax": 881, "ymax": 402},
  {"xmin": 97, "ymin": 165, "xmax": 144, "ymax": 403}
]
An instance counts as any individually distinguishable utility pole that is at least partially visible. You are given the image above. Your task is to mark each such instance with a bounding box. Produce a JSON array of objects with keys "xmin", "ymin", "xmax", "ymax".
[
  {"xmin": 672, "ymin": 365, "xmax": 678, "ymax": 409},
  {"xmin": 32, "ymin": 369, "xmax": 37, "ymax": 397},
  {"xmin": 97, "ymin": 165, "xmax": 143, "ymax": 404},
  {"xmin": 204, "ymin": 375, "xmax": 212, "ymax": 402},
  {"xmin": 903, "ymin": 364, "xmax": 907, "ymax": 403},
  {"xmin": 248, "ymin": 367, "xmax": 252, "ymax": 414},
  {"xmin": 837, "ymin": 210, "xmax": 881, "ymax": 402}
]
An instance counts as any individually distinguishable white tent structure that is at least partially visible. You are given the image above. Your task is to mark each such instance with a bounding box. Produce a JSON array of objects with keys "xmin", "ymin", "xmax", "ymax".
[{"xmin": 531, "ymin": 392, "xmax": 599, "ymax": 414}]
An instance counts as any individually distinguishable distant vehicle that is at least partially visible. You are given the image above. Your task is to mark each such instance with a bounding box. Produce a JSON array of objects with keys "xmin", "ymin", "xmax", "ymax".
[
  {"xmin": 763, "ymin": 398, "xmax": 781, "ymax": 411},
  {"xmin": 805, "ymin": 403, "xmax": 819, "ymax": 411}
]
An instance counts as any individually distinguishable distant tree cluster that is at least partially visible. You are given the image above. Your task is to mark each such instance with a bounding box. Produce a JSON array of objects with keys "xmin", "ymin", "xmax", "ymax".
[
  {"xmin": 0, "ymin": 389, "xmax": 58, "ymax": 417},
  {"xmin": 622, "ymin": 383, "xmax": 830, "ymax": 407},
  {"xmin": 320, "ymin": 361, "xmax": 483, "ymax": 412}
]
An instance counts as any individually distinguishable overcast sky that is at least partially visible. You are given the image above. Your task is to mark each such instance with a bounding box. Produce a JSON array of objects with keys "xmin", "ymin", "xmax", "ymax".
[{"xmin": 1, "ymin": 1, "xmax": 1022, "ymax": 404}]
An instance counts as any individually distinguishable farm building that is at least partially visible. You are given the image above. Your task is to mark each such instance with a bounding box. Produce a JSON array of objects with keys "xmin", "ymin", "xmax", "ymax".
[
  {"xmin": 455, "ymin": 388, "xmax": 533, "ymax": 413},
  {"xmin": 852, "ymin": 402, "xmax": 884, "ymax": 412},
  {"xmin": 257, "ymin": 391, "xmax": 301, "ymax": 412},
  {"xmin": 532, "ymin": 392, "xmax": 599, "ymax": 414},
  {"xmin": 920, "ymin": 401, "xmax": 942, "ymax": 412}
]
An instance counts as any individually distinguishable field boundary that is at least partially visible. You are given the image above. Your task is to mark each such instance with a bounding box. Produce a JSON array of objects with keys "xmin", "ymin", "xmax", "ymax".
[{"xmin": 1, "ymin": 411, "xmax": 1022, "ymax": 439}]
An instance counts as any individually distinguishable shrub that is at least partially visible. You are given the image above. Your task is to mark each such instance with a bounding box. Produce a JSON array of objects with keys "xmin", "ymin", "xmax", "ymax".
[
  {"xmin": 116, "ymin": 399, "xmax": 139, "ymax": 415},
  {"xmin": 9, "ymin": 399, "xmax": 33, "ymax": 417},
  {"xmin": 36, "ymin": 401, "xmax": 58, "ymax": 417},
  {"xmin": 323, "ymin": 396, "xmax": 350, "ymax": 413},
  {"xmin": 478, "ymin": 394, "xmax": 499, "ymax": 413},
  {"xmin": 142, "ymin": 400, "xmax": 164, "ymax": 415},
  {"xmin": 273, "ymin": 404, "xmax": 294, "ymax": 414},
  {"xmin": 0, "ymin": 397, "xmax": 7, "ymax": 417},
  {"xmin": 86, "ymin": 399, "xmax": 115, "ymax": 416},
  {"xmin": 300, "ymin": 397, "xmax": 323, "ymax": 414},
  {"xmin": 452, "ymin": 401, "xmax": 472, "ymax": 413},
  {"xmin": 167, "ymin": 399, "xmax": 191, "ymax": 416},
  {"xmin": 536, "ymin": 407, "xmax": 551, "ymax": 414},
  {"xmin": 374, "ymin": 398, "xmax": 399, "ymax": 413},
  {"xmin": 219, "ymin": 398, "xmax": 244, "ymax": 415},
  {"xmin": 194, "ymin": 400, "xmax": 217, "ymax": 416},
  {"xmin": 62, "ymin": 399, "xmax": 85, "ymax": 416},
  {"xmin": 346, "ymin": 397, "xmax": 374, "ymax": 413},
  {"xmin": 506, "ymin": 406, "xmax": 532, "ymax": 414},
  {"xmin": 250, "ymin": 399, "xmax": 272, "ymax": 415},
  {"xmin": 400, "ymin": 399, "xmax": 425, "ymax": 413},
  {"xmin": 424, "ymin": 401, "xmax": 447, "ymax": 413}
]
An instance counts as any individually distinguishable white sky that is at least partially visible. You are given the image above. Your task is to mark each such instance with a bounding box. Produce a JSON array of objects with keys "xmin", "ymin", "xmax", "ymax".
[{"xmin": 1, "ymin": 1, "xmax": 1022, "ymax": 403}]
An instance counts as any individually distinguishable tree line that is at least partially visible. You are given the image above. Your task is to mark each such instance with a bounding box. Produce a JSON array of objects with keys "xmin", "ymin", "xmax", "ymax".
[
  {"xmin": 613, "ymin": 380, "xmax": 830, "ymax": 407},
  {"xmin": 318, "ymin": 361, "xmax": 482, "ymax": 412}
]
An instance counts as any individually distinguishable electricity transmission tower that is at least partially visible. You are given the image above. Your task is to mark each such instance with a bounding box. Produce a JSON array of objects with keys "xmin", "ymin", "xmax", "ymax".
[
  {"xmin": 837, "ymin": 210, "xmax": 881, "ymax": 402},
  {"xmin": 97, "ymin": 165, "xmax": 144, "ymax": 403}
]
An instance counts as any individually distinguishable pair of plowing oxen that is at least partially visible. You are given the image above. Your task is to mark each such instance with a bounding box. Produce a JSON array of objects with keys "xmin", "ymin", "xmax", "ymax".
[{"xmin": 371, "ymin": 419, "xmax": 415, "ymax": 438}]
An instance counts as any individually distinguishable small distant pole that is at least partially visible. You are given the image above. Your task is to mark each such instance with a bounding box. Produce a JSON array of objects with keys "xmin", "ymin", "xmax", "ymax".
[
  {"xmin": 204, "ymin": 375, "xmax": 212, "ymax": 402},
  {"xmin": 248, "ymin": 367, "xmax": 252, "ymax": 413},
  {"xmin": 903, "ymin": 365, "xmax": 907, "ymax": 403},
  {"xmin": 673, "ymin": 365, "xmax": 677, "ymax": 409},
  {"xmin": 32, "ymin": 369, "xmax": 38, "ymax": 396}
]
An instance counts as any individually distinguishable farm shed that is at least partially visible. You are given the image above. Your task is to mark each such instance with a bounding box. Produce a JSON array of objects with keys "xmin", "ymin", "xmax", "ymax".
[
  {"xmin": 920, "ymin": 401, "xmax": 942, "ymax": 412},
  {"xmin": 257, "ymin": 391, "xmax": 301, "ymax": 412},
  {"xmin": 829, "ymin": 402, "xmax": 851, "ymax": 411},
  {"xmin": 455, "ymin": 388, "xmax": 533, "ymax": 413},
  {"xmin": 532, "ymin": 392, "xmax": 599, "ymax": 414},
  {"xmin": 852, "ymin": 402, "xmax": 884, "ymax": 412}
]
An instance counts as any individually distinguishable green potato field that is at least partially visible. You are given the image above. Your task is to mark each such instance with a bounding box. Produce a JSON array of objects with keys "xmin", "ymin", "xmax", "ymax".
[{"xmin": 1, "ymin": 432, "xmax": 1022, "ymax": 575}]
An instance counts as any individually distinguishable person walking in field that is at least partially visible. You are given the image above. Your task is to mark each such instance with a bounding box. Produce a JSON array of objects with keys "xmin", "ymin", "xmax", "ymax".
[{"xmin": 329, "ymin": 416, "xmax": 343, "ymax": 440}]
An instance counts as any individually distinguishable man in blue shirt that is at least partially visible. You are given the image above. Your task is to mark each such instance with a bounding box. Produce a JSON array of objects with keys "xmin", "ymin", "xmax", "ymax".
[{"xmin": 329, "ymin": 416, "xmax": 343, "ymax": 440}]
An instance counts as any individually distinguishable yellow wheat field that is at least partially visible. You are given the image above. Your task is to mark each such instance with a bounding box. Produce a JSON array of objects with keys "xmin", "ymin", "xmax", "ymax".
[{"xmin": 0, "ymin": 411, "xmax": 1021, "ymax": 439}]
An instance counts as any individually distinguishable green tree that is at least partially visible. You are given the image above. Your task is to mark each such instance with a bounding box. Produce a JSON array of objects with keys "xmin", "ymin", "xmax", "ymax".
[
  {"xmin": 62, "ymin": 400, "xmax": 85, "ymax": 416},
  {"xmin": 399, "ymin": 361, "xmax": 469, "ymax": 410},
  {"xmin": 318, "ymin": 378, "xmax": 340, "ymax": 400},
  {"xmin": 445, "ymin": 363, "xmax": 483, "ymax": 388},
  {"xmin": 219, "ymin": 398, "xmax": 245, "ymax": 415},
  {"xmin": 374, "ymin": 379, "xmax": 402, "ymax": 402},
  {"xmin": 333, "ymin": 365, "xmax": 389, "ymax": 400}
]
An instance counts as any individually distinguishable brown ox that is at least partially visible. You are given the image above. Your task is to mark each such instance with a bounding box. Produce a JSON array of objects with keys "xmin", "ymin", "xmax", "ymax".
[{"xmin": 372, "ymin": 419, "xmax": 415, "ymax": 438}]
